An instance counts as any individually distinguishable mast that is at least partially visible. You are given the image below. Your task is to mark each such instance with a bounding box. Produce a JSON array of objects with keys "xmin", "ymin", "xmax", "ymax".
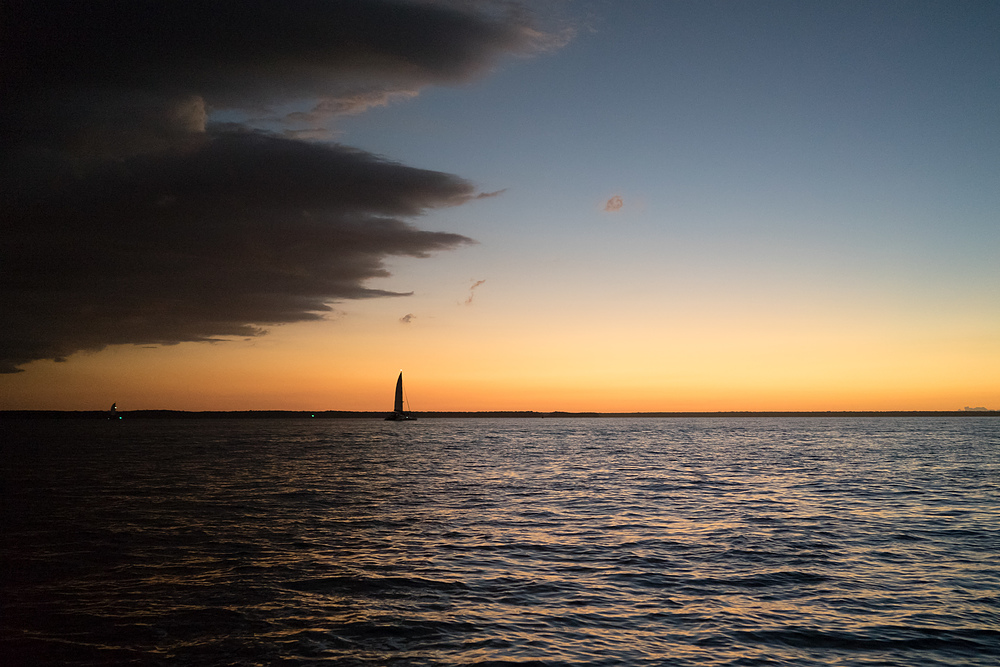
[{"xmin": 394, "ymin": 372, "xmax": 404, "ymax": 413}]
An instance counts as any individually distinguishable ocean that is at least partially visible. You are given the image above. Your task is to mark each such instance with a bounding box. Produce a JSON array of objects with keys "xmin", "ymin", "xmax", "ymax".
[{"xmin": 1, "ymin": 417, "xmax": 998, "ymax": 666}]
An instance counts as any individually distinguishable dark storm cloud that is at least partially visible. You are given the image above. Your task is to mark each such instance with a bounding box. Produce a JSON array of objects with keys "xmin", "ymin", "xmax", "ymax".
[
  {"xmin": 1, "ymin": 0, "xmax": 564, "ymax": 153},
  {"xmin": 0, "ymin": 0, "xmax": 561, "ymax": 372},
  {"xmin": 4, "ymin": 0, "xmax": 556, "ymax": 95},
  {"xmin": 1, "ymin": 134, "xmax": 476, "ymax": 373}
]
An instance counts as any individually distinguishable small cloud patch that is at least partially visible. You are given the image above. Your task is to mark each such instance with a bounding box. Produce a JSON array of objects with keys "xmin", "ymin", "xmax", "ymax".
[
  {"xmin": 465, "ymin": 279, "xmax": 486, "ymax": 305},
  {"xmin": 604, "ymin": 195, "xmax": 624, "ymax": 212}
]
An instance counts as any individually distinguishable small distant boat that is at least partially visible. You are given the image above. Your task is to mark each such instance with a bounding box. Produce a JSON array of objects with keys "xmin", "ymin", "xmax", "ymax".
[{"xmin": 385, "ymin": 371, "xmax": 417, "ymax": 421}]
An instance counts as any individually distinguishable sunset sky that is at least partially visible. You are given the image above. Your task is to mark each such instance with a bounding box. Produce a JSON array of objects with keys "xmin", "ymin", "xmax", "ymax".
[{"xmin": 2, "ymin": 0, "xmax": 998, "ymax": 412}]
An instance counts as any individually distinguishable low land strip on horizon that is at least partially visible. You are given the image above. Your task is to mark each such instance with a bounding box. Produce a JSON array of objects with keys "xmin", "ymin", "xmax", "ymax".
[{"xmin": 2, "ymin": 410, "xmax": 998, "ymax": 420}]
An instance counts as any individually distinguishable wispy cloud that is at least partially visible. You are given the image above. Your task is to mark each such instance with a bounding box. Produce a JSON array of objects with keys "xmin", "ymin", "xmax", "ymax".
[
  {"xmin": 0, "ymin": 0, "xmax": 564, "ymax": 373},
  {"xmin": 475, "ymin": 189, "xmax": 508, "ymax": 199},
  {"xmin": 282, "ymin": 90, "xmax": 423, "ymax": 132},
  {"xmin": 465, "ymin": 279, "xmax": 488, "ymax": 305}
]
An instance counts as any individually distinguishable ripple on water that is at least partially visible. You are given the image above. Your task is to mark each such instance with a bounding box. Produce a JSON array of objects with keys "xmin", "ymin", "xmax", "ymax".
[{"xmin": 1, "ymin": 416, "xmax": 999, "ymax": 666}]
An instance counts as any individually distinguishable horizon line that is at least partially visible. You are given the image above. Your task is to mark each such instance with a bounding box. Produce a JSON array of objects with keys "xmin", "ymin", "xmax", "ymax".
[{"xmin": 2, "ymin": 409, "xmax": 998, "ymax": 420}]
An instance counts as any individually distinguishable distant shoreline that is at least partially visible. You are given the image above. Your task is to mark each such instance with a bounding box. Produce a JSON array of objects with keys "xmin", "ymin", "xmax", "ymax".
[{"xmin": 2, "ymin": 410, "xmax": 998, "ymax": 420}]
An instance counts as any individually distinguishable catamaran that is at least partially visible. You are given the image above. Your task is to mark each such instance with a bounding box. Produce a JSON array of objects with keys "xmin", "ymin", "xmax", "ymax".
[{"xmin": 385, "ymin": 371, "xmax": 417, "ymax": 421}]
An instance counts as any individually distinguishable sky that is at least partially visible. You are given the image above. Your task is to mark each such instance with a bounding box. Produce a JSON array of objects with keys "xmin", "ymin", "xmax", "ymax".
[{"xmin": 2, "ymin": 0, "xmax": 998, "ymax": 412}]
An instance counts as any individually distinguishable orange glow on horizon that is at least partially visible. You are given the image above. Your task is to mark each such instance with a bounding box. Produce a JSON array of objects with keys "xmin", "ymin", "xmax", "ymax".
[
  {"xmin": 2, "ymin": 331, "xmax": 995, "ymax": 413},
  {"xmin": 1, "ymin": 290, "xmax": 997, "ymax": 412}
]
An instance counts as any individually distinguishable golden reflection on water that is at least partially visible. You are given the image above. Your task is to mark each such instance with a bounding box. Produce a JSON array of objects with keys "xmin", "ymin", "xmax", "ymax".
[{"xmin": 3, "ymin": 417, "xmax": 997, "ymax": 665}]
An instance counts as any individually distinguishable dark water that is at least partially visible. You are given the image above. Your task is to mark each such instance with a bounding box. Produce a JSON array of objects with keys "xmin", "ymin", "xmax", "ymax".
[{"xmin": 2, "ymin": 417, "xmax": 998, "ymax": 666}]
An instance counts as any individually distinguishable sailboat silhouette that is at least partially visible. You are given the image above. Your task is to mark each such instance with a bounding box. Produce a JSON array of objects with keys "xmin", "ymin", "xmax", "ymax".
[{"xmin": 384, "ymin": 371, "xmax": 416, "ymax": 421}]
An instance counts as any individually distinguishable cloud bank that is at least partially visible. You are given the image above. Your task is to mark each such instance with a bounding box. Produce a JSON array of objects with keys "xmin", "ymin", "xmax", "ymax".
[{"xmin": 0, "ymin": 0, "xmax": 563, "ymax": 372}]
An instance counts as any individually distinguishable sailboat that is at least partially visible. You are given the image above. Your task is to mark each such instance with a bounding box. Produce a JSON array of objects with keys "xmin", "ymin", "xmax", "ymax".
[{"xmin": 384, "ymin": 371, "xmax": 417, "ymax": 421}]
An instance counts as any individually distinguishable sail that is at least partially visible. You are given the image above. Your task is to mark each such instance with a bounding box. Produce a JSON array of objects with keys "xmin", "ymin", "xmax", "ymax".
[
  {"xmin": 394, "ymin": 372, "xmax": 404, "ymax": 413},
  {"xmin": 385, "ymin": 371, "xmax": 416, "ymax": 421}
]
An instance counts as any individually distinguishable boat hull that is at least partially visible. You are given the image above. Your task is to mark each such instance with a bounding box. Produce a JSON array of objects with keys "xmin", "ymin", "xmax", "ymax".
[{"xmin": 385, "ymin": 412, "xmax": 416, "ymax": 421}]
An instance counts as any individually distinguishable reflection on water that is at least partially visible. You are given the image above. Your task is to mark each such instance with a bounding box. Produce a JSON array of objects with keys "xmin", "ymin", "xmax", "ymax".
[{"xmin": 2, "ymin": 417, "xmax": 999, "ymax": 666}]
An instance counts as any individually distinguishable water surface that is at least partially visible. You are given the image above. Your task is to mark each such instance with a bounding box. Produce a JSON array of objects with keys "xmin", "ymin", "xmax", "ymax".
[{"xmin": 2, "ymin": 417, "xmax": 998, "ymax": 665}]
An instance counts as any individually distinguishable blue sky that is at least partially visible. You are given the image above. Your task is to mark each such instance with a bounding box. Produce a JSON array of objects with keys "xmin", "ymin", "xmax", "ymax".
[{"xmin": 337, "ymin": 0, "xmax": 999, "ymax": 317}]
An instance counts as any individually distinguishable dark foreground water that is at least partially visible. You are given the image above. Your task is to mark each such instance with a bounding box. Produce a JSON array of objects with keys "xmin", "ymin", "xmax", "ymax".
[{"xmin": 2, "ymin": 417, "xmax": 998, "ymax": 666}]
